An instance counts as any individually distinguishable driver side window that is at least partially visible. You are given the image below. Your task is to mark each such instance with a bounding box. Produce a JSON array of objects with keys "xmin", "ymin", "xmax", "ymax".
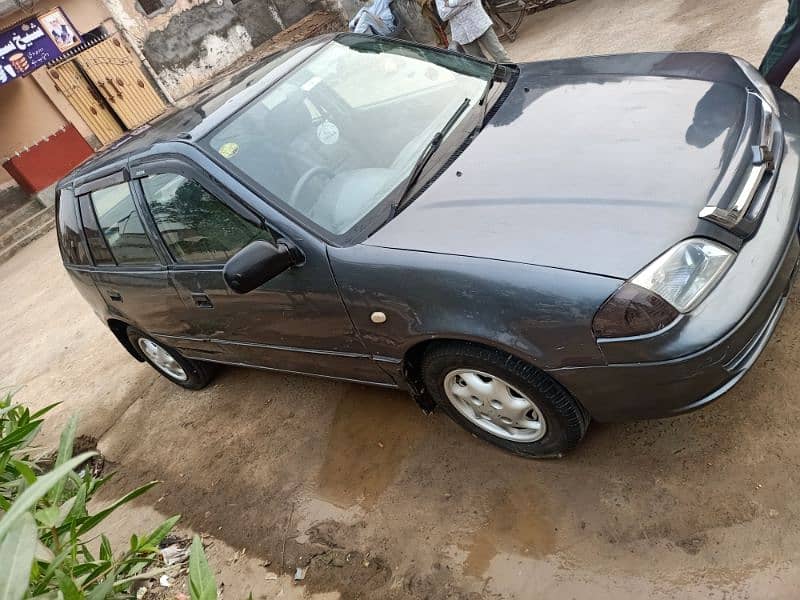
[{"xmin": 140, "ymin": 173, "xmax": 273, "ymax": 265}]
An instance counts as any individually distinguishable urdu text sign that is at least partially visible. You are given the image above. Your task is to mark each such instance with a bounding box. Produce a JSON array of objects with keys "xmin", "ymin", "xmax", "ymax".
[{"xmin": 0, "ymin": 9, "xmax": 82, "ymax": 87}]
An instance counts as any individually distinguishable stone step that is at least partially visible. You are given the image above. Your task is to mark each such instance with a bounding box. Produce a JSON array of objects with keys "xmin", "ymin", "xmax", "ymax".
[
  {"xmin": 0, "ymin": 206, "xmax": 55, "ymax": 263},
  {"xmin": 0, "ymin": 199, "xmax": 44, "ymax": 236},
  {"xmin": 0, "ymin": 184, "xmax": 30, "ymax": 221}
]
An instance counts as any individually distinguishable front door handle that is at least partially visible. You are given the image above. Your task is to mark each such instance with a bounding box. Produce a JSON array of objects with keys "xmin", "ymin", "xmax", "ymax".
[
  {"xmin": 191, "ymin": 293, "xmax": 213, "ymax": 309},
  {"xmin": 107, "ymin": 290, "xmax": 123, "ymax": 302}
]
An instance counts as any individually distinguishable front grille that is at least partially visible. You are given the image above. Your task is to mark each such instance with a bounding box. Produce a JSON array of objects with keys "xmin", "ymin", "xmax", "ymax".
[{"xmin": 699, "ymin": 93, "xmax": 782, "ymax": 238}]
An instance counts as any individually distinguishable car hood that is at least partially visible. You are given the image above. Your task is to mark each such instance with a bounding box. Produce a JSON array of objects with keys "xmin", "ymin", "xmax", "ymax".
[{"xmin": 366, "ymin": 53, "xmax": 757, "ymax": 279}]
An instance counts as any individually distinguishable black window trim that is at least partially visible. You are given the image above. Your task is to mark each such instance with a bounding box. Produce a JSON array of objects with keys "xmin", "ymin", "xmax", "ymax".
[
  {"xmin": 131, "ymin": 156, "xmax": 277, "ymax": 269},
  {"xmin": 77, "ymin": 177, "xmax": 167, "ymax": 272},
  {"xmin": 56, "ymin": 187, "xmax": 93, "ymax": 268},
  {"xmin": 74, "ymin": 169, "xmax": 129, "ymax": 197}
]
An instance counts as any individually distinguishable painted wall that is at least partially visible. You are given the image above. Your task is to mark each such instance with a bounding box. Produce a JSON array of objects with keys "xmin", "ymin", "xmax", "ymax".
[
  {"xmin": 0, "ymin": 73, "xmax": 66, "ymax": 162},
  {"xmin": 3, "ymin": 124, "xmax": 93, "ymax": 193},
  {"xmin": 101, "ymin": 0, "xmax": 323, "ymax": 100}
]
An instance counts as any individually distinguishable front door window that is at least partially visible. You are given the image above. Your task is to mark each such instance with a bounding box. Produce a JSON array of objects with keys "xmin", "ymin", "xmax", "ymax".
[{"xmin": 140, "ymin": 173, "xmax": 272, "ymax": 264}]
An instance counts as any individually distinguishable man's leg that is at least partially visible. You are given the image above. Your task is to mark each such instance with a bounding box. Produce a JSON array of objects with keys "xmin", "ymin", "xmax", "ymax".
[
  {"xmin": 477, "ymin": 27, "xmax": 511, "ymax": 63},
  {"xmin": 461, "ymin": 40, "xmax": 487, "ymax": 59},
  {"xmin": 761, "ymin": 0, "xmax": 800, "ymax": 85}
]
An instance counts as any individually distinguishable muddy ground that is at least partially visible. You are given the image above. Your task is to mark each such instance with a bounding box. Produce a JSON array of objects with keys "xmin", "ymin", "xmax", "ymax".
[{"xmin": 4, "ymin": 0, "xmax": 800, "ymax": 598}]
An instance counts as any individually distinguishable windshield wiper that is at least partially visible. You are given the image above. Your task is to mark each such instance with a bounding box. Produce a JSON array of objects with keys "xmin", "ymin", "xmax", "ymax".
[{"xmin": 386, "ymin": 97, "xmax": 472, "ymax": 220}]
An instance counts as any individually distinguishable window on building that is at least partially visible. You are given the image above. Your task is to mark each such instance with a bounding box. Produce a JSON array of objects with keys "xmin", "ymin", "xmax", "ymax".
[
  {"xmin": 137, "ymin": 0, "xmax": 164, "ymax": 16},
  {"xmin": 140, "ymin": 173, "xmax": 272, "ymax": 265}
]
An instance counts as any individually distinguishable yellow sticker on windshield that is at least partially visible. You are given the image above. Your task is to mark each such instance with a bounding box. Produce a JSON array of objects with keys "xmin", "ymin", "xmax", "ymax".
[{"xmin": 218, "ymin": 142, "xmax": 239, "ymax": 158}]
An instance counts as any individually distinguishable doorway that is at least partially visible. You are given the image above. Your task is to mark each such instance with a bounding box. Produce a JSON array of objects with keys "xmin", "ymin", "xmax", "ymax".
[{"xmin": 48, "ymin": 34, "xmax": 166, "ymax": 146}]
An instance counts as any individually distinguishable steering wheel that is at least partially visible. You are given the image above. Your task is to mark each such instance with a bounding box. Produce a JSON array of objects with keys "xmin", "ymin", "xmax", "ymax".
[{"xmin": 288, "ymin": 166, "xmax": 335, "ymax": 213}]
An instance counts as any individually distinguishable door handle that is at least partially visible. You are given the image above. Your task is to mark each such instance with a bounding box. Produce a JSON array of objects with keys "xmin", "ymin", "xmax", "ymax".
[
  {"xmin": 191, "ymin": 293, "xmax": 213, "ymax": 309},
  {"xmin": 108, "ymin": 290, "xmax": 123, "ymax": 302}
]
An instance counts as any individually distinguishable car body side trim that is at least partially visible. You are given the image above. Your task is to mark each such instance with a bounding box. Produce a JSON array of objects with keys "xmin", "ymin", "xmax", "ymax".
[
  {"xmin": 152, "ymin": 333, "xmax": 371, "ymax": 360},
  {"xmin": 185, "ymin": 356, "xmax": 400, "ymax": 388}
]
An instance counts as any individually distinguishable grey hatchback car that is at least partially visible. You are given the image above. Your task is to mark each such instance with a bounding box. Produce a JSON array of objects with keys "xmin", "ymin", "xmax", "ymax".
[{"xmin": 56, "ymin": 33, "xmax": 800, "ymax": 457}]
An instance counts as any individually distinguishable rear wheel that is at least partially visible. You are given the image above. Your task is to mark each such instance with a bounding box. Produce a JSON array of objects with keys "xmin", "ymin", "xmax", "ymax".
[
  {"xmin": 127, "ymin": 327, "xmax": 215, "ymax": 390},
  {"xmin": 422, "ymin": 342, "xmax": 589, "ymax": 457}
]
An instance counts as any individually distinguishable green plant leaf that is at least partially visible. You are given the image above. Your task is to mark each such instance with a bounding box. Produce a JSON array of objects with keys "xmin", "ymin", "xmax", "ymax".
[
  {"xmin": 55, "ymin": 569, "xmax": 82, "ymax": 600},
  {"xmin": 189, "ymin": 535, "xmax": 217, "ymax": 600},
  {"xmin": 30, "ymin": 403, "xmax": 61, "ymax": 420},
  {"xmin": 0, "ymin": 421, "xmax": 42, "ymax": 453},
  {"xmin": 86, "ymin": 573, "xmax": 114, "ymax": 600},
  {"xmin": 0, "ymin": 511, "xmax": 37, "ymax": 600},
  {"xmin": 142, "ymin": 515, "xmax": 180, "ymax": 549},
  {"xmin": 55, "ymin": 494, "xmax": 78, "ymax": 528},
  {"xmin": 49, "ymin": 414, "xmax": 78, "ymax": 505},
  {"xmin": 100, "ymin": 535, "xmax": 112, "ymax": 562},
  {"xmin": 63, "ymin": 483, "xmax": 88, "ymax": 524},
  {"xmin": 29, "ymin": 544, "xmax": 71, "ymax": 595},
  {"xmin": 28, "ymin": 592, "xmax": 61, "ymax": 600},
  {"xmin": 34, "ymin": 505, "xmax": 60, "ymax": 528},
  {"xmin": 0, "ymin": 452, "xmax": 95, "ymax": 542},
  {"xmin": 72, "ymin": 481, "xmax": 159, "ymax": 537},
  {"xmin": 9, "ymin": 459, "xmax": 37, "ymax": 485}
]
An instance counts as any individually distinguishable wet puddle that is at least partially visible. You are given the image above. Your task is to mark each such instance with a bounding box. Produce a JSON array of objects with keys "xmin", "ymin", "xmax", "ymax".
[
  {"xmin": 314, "ymin": 385, "xmax": 424, "ymax": 509},
  {"xmin": 461, "ymin": 481, "xmax": 557, "ymax": 577}
]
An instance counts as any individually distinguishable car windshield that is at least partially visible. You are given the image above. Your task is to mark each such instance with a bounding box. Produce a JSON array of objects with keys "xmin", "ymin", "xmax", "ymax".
[{"xmin": 203, "ymin": 35, "xmax": 494, "ymax": 238}]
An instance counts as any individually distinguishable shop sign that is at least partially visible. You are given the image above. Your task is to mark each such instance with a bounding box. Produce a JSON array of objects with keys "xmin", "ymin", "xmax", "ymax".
[{"xmin": 0, "ymin": 8, "xmax": 82, "ymax": 86}]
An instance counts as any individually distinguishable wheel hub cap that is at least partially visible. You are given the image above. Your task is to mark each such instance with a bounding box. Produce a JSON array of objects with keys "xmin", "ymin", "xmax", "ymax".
[
  {"xmin": 443, "ymin": 369, "xmax": 546, "ymax": 442},
  {"xmin": 137, "ymin": 338, "xmax": 188, "ymax": 381}
]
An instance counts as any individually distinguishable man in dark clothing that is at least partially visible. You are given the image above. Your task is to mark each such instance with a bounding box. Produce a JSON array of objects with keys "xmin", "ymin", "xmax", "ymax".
[{"xmin": 761, "ymin": 0, "xmax": 800, "ymax": 86}]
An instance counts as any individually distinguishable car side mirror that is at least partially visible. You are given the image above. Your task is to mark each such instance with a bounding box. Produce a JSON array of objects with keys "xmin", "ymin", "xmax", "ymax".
[{"xmin": 223, "ymin": 240, "xmax": 297, "ymax": 294}]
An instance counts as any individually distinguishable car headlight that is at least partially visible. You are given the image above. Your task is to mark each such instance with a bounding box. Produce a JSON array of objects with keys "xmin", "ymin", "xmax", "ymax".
[
  {"xmin": 592, "ymin": 238, "xmax": 735, "ymax": 338},
  {"xmin": 733, "ymin": 56, "xmax": 780, "ymax": 117}
]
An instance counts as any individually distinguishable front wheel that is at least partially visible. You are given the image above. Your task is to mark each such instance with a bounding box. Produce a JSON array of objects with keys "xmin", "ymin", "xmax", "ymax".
[
  {"xmin": 422, "ymin": 342, "xmax": 589, "ymax": 458},
  {"xmin": 127, "ymin": 327, "xmax": 215, "ymax": 390}
]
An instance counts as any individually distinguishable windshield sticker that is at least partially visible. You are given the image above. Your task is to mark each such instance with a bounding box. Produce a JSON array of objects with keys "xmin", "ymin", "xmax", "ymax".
[
  {"xmin": 218, "ymin": 142, "xmax": 239, "ymax": 158},
  {"xmin": 317, "ymin": 121, "xmax": 339, "ymax": 145}
]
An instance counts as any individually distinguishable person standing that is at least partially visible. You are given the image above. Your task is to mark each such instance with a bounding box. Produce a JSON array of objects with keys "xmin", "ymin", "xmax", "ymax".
[
  {"xmin": 761, "ymin": 0, "xmax": 800, "ymax": 86},
  {"xmin": 349, "ymin": 0, "xmax": 398, "ymax": 36},
  {"xmin": 435, "ymin": 0, "xmax": 511, "ymax": 62}
]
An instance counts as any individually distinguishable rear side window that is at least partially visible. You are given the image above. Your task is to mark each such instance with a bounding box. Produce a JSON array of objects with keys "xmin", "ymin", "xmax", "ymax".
[
  {"xmin": 90, "ymin": 182, "xmax": 159, "ymax": 265},
  {"xmin": 140, "ymin": 173, "xmax": 272, "ymax": 264},
  {"xmin": 79, "ymin": 195, "xmax": 115, "ymax": 266},
  {"xmin": 56, "ymin": 189, "xmax": 90, "ymax": 265}
]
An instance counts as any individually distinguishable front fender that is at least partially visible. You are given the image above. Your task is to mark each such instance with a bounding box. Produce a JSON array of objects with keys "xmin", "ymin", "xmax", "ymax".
[{"xmin": 328, "ymin": 245, "xmax": 621, "ymax": 371}]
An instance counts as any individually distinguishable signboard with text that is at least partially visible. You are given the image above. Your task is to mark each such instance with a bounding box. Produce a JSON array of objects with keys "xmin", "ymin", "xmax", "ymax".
[{"xmin": 0, "ymin": 8, "xmax": 82, "ymax": 86}]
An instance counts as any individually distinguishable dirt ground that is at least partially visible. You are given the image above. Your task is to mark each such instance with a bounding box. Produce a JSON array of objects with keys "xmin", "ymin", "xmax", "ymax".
[{"xmin": 4, "ymin": 0, "xmax": 800, "ymax": 597}]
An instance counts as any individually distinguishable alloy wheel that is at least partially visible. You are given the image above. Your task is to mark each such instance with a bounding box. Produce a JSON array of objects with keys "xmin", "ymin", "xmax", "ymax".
[{"xmin": 443, "ymin": 369, "xmax": 546, "ymax": 442}]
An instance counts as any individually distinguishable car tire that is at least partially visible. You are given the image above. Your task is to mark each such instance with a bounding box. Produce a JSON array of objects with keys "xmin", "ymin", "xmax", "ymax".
[
  {"xmin": 421, "ymin": 342, "xmax": 589, "ymax": 458},
  {"xmin": 126, "ymin": 327, "xmax": 215, "ymax": 390}
]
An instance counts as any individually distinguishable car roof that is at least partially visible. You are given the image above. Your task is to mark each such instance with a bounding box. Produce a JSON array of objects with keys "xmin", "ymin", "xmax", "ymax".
[{"xmin": 60, "ymin": 34, "xmax": 334, "ymax": 187}]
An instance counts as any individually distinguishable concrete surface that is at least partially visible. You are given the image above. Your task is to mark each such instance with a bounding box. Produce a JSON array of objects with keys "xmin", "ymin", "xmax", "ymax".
[{"xmin": 4, "ymin": 0, "xmax": 800, "ymax": 598}]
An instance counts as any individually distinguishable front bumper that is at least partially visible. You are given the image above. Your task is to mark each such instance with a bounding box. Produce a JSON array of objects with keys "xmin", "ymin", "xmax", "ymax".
[
  {"xmin": 554, "ymin": 89, "xmax": 800, "ymax": 423},
  {"xmin": 554, "ymin": 237, "xmax": 798, "ymax": 422}
]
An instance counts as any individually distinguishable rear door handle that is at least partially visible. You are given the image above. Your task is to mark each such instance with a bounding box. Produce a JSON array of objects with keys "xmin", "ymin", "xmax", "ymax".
[
  {"xmin": 191, "ymin": 293, "xmax": 213, "ymax": 309},
  {"xmin": 107, "ymin": 290, "xmax": 123, "ymax": 302}
]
